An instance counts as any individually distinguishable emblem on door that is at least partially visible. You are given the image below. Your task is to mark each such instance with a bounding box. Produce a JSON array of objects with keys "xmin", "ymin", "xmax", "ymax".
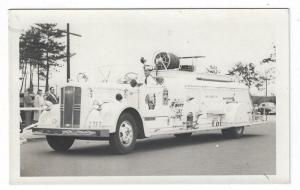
[{"xmin": 145, "ymin": 93, "xmax": 156, "ymax": 110}]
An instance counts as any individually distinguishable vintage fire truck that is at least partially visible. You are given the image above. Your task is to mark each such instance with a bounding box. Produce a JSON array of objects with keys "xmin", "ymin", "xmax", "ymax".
[{"xmin": 32, "ymin": 52, "xmax": 264, "ymax": 154}]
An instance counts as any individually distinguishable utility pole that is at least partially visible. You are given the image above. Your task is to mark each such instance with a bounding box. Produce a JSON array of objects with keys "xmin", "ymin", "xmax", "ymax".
[
  {"xmin": 261, "ymin": 77, "xmax": 270, "ymax": 97},
  {"xmin": 59, "ymin": 23, "xmax": 82, "ymax": 82},
  {"xmin": 265, "ymin": 78, "xmax": 268, "ymax": 97},
  {"xmin": 265, "ymin": 78, "xmax": 270, "ymax": 97},
  {"xmin": 67, "ymin": 23, "xmax": 70, "ymax": 81}
]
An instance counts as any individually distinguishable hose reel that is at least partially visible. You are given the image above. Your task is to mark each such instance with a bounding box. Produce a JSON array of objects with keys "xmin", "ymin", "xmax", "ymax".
[{"xmin": 154, "ymin": 52, "xmax": 180, "ymax": 70}]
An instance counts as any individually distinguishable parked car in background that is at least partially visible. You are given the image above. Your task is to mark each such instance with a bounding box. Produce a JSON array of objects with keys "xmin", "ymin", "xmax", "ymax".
[{"xmin": 258, "ymin": 102, "xmax": 276, "ymax": 115}]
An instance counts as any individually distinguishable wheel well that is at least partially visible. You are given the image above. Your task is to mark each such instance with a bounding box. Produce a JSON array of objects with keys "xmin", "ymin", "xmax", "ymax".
[{"xmin": 120, "ymin": 108, "xmax": 146, "ymax": 139}]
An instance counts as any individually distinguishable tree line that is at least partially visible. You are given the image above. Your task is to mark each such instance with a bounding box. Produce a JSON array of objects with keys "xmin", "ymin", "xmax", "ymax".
[{"xmin": 206, "ymin": 45, "xmax": 276, "ymax": 94}]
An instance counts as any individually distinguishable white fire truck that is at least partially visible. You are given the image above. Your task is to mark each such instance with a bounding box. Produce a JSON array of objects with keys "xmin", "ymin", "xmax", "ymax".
[{"xmin": 33, "ymin": 52, "xmax": 264, "ymax": 154}]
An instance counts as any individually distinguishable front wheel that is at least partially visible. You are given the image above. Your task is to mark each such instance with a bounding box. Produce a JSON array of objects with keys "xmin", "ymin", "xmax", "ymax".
[
  {"xmin": 109, "ymin": 113, "xmax": 137, "ymax": 154},
  {"xmin": 221, "ymin": 126, "xmax": 244, "ymax": 138},
  {"xmin": 46, "ymin": 136, "xmax": 75, "ymax": 151}
]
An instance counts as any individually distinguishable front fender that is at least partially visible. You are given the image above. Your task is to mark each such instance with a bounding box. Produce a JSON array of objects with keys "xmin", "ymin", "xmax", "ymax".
[
  {"xmin": 37, "ymin": 104, "xmax": 60, "ymax": 128},
  {"xmin": 84, "ymin": 101, "xmax": 140, "ymax": 133}
]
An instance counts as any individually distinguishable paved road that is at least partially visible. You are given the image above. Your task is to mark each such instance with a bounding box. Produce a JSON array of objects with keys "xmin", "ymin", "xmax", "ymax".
[{"xmin": 21, "ymin": 118, "xmax": 276, "ymax": 176}]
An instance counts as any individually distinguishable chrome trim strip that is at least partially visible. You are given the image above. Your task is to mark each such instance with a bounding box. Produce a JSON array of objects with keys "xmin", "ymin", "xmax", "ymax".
[{"xmin": 71, "ymin": 86, "xmax": 75, "ymax": 127}]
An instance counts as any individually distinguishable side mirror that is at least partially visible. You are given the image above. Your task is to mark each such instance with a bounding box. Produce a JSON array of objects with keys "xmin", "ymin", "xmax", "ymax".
[
  {"xmin": 130, "ymin": 79, "xmax": 138, "ymax": 87},
  {"xmin": 76, "ymin": 72, "xmax": 88, "ymax": 82}
]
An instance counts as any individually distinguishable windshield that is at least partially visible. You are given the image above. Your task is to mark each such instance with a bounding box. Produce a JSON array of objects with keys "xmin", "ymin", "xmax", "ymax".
[{"xmin": 87, "ymin": 64, "xmax": 144, "ymax": 84}]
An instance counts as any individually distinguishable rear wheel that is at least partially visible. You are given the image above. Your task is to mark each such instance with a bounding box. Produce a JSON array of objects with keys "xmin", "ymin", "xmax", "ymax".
[
  {"xmin": 221, "ymin": 126, "xmax": 244, "ymax": 138},
  {"xmin": 109, "ymin": 113, "xmax": 137, "ymax": 154},
  {"xmin": 46, "ymin": 136, "xmax": 75, "ymax": 151},
  {"xmin": 174, "ymin": 133, "xmax": 192, "ymax": 138}
]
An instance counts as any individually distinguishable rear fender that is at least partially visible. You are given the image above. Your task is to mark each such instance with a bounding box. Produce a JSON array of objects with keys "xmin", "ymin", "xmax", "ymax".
[{"xmin": 222, "ymin": 103, "xmax": 252, "ymax": 124}]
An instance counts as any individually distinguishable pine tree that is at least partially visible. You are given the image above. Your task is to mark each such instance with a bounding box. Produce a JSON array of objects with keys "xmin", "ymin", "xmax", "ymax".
[
  {"xmin": 35, "ymin": 23, "xmax": 66, "ymax": 91},
  {"xmin": 19, "ymin": 27, "xmax": 44, "ymax": 92}
]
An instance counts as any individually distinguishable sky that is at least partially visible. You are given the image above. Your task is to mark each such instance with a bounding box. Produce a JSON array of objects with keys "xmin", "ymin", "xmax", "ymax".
[{"xmin": 9, "ymin": 9, "xmax": 288, "ymax": 95}]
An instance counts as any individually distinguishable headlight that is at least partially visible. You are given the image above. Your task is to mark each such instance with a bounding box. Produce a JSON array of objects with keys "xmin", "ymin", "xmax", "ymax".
[
  {"xmin": 93, "ymin": 100, "xmax": 103, "ymax": 111},
  {"xmin": 43, "ymin": 101, "xmax": 53, "ymax": 111}
]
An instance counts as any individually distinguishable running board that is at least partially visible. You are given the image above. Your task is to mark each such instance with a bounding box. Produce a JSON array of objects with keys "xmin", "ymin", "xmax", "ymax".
[{"xmin": 149, "ymin": 121, "xmax": 269, "ymax": 136}]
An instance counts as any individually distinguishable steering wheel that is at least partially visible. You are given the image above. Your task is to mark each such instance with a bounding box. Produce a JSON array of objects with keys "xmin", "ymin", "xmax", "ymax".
[{"xmin": 123, "ymin": 72, "xmax": 138, "ymax": 83}]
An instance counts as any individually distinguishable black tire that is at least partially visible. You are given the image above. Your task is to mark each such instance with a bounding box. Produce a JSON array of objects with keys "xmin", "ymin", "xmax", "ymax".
[
  {"xmin": 221, "ymin": 126, "xmax": 244, "ymax": 138},
  {"xmin": 46, "ymin": 136, "xmax": 75, "ymax": 151},
  {"xmin": 109, "ymin": 113, "xmax": 138, "ymax": 154},
  {"xmin": 174, "ymin": 133, "xmax": 192, "ymax": 138}
]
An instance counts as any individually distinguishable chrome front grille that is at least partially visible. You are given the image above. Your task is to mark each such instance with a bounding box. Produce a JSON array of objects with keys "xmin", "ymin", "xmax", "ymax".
[{"xmin": 60, "ymin": 86, "xmax": 82, "ymax": 128}]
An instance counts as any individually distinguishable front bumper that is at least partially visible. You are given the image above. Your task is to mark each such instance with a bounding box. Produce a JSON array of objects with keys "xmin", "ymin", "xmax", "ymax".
[{"xmin": 32, "ymin": 128, "xmax": 110, "ymax": 138}]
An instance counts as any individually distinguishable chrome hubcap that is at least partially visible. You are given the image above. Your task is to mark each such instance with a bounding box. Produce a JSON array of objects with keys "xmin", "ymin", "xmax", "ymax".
[{"xmin": 119, "ymin": 121, "xmax": 134, "ymax": 147}]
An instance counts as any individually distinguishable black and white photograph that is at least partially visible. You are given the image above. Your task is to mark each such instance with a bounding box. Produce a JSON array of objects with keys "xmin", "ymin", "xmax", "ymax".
[{"xmin": 8, "ymin": 8, "xmax": 289, "ymax": 183}]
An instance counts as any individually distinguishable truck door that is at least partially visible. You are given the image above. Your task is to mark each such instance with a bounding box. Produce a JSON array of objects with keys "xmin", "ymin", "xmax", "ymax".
[{"xmin": 139, "ymin": 84, "xmax": 170, "ymax": 132}]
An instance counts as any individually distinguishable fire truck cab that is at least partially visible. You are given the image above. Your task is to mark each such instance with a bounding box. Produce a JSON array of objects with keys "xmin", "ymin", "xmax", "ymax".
[{"xmin": 33, "ymin": 52, "xmax": 264, "ymax": 154}]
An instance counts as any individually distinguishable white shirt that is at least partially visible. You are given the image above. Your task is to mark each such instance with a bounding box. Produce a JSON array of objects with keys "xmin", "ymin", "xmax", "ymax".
[
  {"xmin": 145, "ymin": 76, "xmax": 157, "ymax": 86},
  {"xmin": 34, "ymin": 94, "xmax": 45, "ymax": 107}
]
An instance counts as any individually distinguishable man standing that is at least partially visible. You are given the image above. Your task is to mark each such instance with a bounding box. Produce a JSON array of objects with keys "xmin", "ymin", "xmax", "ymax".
[
  {"xmin": 33, "ymin": 89, "xmax": 44, "ymax": 123},
  {"xmin": 46, "ymin": 87, "xmax": 58, "ymax": 104},
  {"xmin": 141, "ymin": 57, "xmax": 157, "ymax": 85},
  {"xmin": 24, "ymin": 88, "xmax": 34, "ymax": 126}
]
